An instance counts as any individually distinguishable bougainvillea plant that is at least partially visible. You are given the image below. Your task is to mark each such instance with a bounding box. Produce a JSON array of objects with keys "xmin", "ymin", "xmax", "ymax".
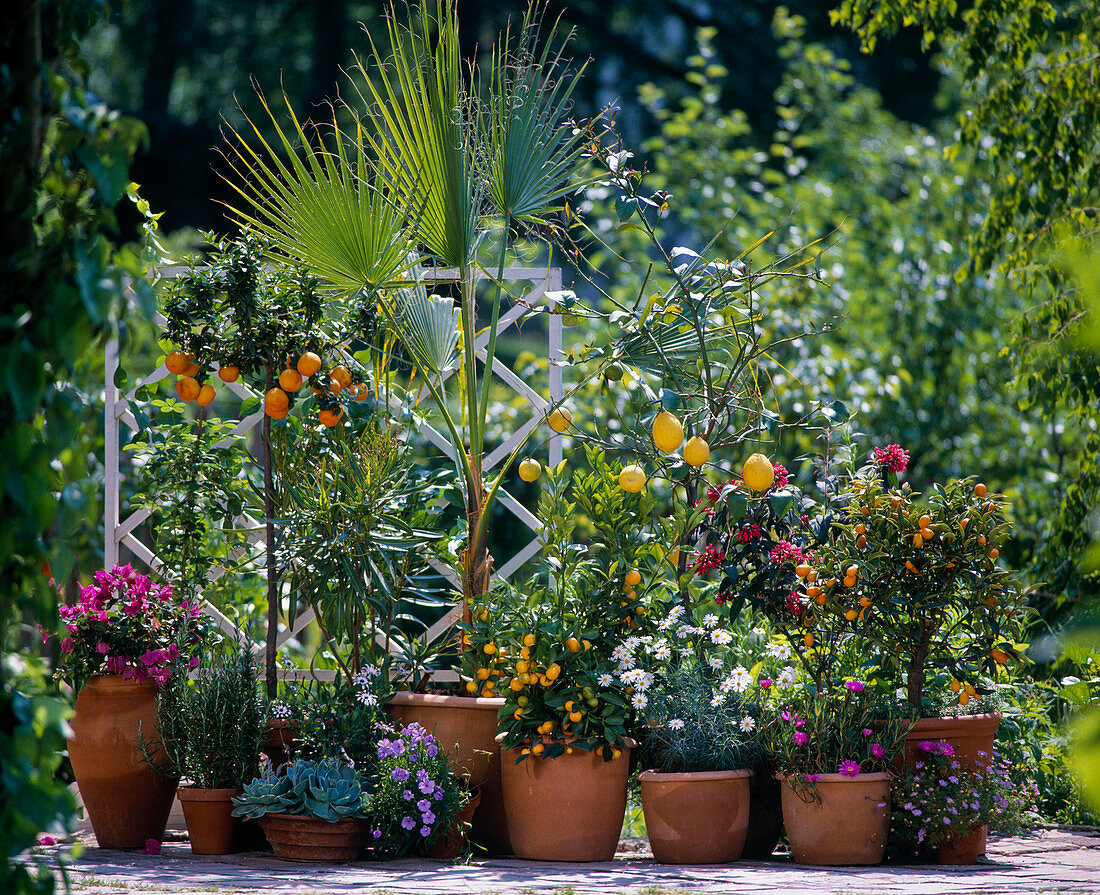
[{"xmin": 48, "ymin": 564, "xmax": 208, "ymax": 690}]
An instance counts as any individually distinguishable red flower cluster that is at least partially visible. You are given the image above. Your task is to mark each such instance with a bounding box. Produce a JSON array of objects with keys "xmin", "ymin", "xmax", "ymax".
[
  {"xmin": 785, "ymin": 590, "xmax": 803, "ymax": 617},
  {"xmin": 735, "ymin": 523, "xmax": 762, "ymax": 544},
  {"xmin": 874, "ymin": 443, "xmax": 910, "ymax": 473},
  {"xmin": 692, "ymin": 544, "xmax": 727, "ymax": 576},
  {"xmin": 772, "ymin": 463, "xmax": 790, "ymax": 489},
  {"xmin": 769, "ymin": 540, "xmax": 809, "ymax": 565}
]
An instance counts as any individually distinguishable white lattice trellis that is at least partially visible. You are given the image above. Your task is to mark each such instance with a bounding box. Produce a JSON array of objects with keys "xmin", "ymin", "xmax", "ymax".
[{"xmin": 105, "ymin": 266, "xmax": 564, "ymax": 683}]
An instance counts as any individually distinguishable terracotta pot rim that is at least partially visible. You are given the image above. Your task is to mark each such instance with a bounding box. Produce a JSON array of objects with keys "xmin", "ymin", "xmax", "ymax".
[
  {"xmin": 497, "ymin": 734, "xmax": 638, "ymax": 750},
  {"xmin": 639, "ymin": 768, "xmax": 751, "ymax": 782},
  {"xmin": 78, "ymin": 674, "xmax": 161, "ymax": 692},
  {"xmin": 259, "ymin": 813, "xmax": 369, "ymax": 826},
  {"xmin": 177, "ymin": 786, "xmax": 243, "ymax": 801},
  {"xmin": 907, "ymin": 712, "xmax": 1002, "ymax": 725},
  {"xmin": 389, "ymin": 691, "xmax": 505, "ymax": 709},
  {"xmin": 776, "ymin": 771, "xmax": 891, "ymax": 784}
]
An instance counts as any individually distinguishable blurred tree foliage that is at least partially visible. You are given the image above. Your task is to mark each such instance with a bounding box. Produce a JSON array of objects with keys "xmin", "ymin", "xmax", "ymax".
[{"xmin": 80, "ymin": 0, "xmax": 943, "ymax": 232}]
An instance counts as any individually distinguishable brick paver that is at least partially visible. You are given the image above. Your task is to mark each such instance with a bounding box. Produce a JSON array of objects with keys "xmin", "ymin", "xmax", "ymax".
[{"xmin": 26, "ymin": 828, "xmax": 1100, "ymax": 894}]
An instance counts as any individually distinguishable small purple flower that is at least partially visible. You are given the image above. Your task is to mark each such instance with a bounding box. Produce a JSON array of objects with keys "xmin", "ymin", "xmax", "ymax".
[
  {"xmin": 838, "ymin": 760, "xmax": 862, "ymax": 777},
  {"xmin": 793, "ymin": 731, "xmax": 808, "ymax": 746},
  {"xmin": 95, "ymin": 641, "xmax": 110, "ymax": 655},
  {"xmin": 862, "ymin": 728, "xmax": 872, "ymax": 737},
  {"xmin": 845, "ymin": 680, "xmax": 865, "ymax": 693},
  {"xmin": 426, "ymin": 742, "xmax": 438, "ymax": 757},
  {"xmin": 391, "ymin": 767, "xmax": 409, "ymax": 783},
  {"xmin": 422, "ymin": 810, "xmax": 435, "ymax": 824},
  {"xmin": 870, "ymin": 743, "xmax": 884, "ymax": 758},
  {"xmin": 417, "ymin": 799, "xmax": 432, "ymax": 812},
  {"xmin": 403, "ymin": 790, "xmax": 414, "ymax": 801},
  {"xmin": 401, "ymin": 817, "xmax": 416, "ymax": 831},
  {"xmin": 372, "ymin": 829, "xmax": 382, "ymax": 839},
  {"xmin": 420, "ymin": 825, "xmax": 432, "ymax": 838}
]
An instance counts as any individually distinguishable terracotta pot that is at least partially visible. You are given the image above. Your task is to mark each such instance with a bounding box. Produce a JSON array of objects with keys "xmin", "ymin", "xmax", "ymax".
[
  {"xmin": 426, "ymin": 787, "xmax": 482, "ymax": 861},
  {"xmin": 387, "ymin": 692, "xmax": 510, "ymax": 854},
  {"xmin": 639, "ymin": 769, "xmax": 750, "ymax": 864},
  {"xmin": 68, "ymin": 675, "xmax": 178, "ymax": 848},
  {"xmin": 261, "ymin": 719, "xmax": 300, "ymax": 771},
  {"xmin": 779, "ymin": 773, "xmax": 890, "ymax": 866},
  {"xmin": 501, "ymin": 740, "xmax": 633, "ymax": 862},
  {"xmin": 742, "ymin": 770, "xmax": 783, "ymax": 858},
  {"xmin": 937, "ymin": 823, "xmax": 987, "ymax": 864},
  {"xmin": 903, "ymin": 713, "xmax": 1000, "ymax": 770},
  {"xmin": 257, "ymin": 813, "xmax": 370, "ymax": 862},
  {"xmin": 177, "ymin": 787, "xmax": 243, "ymax": 854}
]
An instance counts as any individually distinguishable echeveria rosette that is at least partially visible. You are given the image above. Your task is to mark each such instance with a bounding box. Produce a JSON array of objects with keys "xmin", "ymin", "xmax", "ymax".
[{"xmin": 50, "ymin": 564, "xmax": 208, "ymax": 689}]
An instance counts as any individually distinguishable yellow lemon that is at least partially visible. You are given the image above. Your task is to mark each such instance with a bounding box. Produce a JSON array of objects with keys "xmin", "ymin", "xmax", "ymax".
[
  {"xmin": 518, "ymin": 458, "xmax": 542, "ymax": 482},
  {"xmin": 548, "ymin": 407, "xmax": 572, "ymax": 432},
  {"xmin": 619, "ymin": 464, "xmax": 646, "ymax": 493},
  {"xmin": 651, "ymin": 410, "xmax": 684, "ymax": 452},
  {"xmin": 683, "ymin": 435, "xmax": 710, "ymax": 467},
  {"xmin": 742, "ymin": 453, "xmax": 775, "ymax": 491}
]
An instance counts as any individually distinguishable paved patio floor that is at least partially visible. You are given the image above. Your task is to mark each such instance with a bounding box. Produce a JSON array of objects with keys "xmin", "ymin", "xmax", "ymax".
[{"xmin": 26, "ymin": 827, "xmax": 1100, "ymax": 895}]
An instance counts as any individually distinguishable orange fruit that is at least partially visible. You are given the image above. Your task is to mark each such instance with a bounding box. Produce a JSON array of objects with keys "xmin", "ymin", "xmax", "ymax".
[
  {"xmin": 854, "ymin": 523, "xmax": 866, "ymax": 535},
  {"xmin": 523, "ymin": 633, "xmax": 536, "ymax": 647},
  {"xmin": 483, "ymin": 642, "xmax": 497, "ymax": 655},
  {"xmin": 803, "ymin": 632, "xmax": 814, "ymax": 648},
  {"xmin": 949, "ymin": 678, "xmax": 962, "ymax": 693},
  {"xmin": 518, "ymin": 458, "xmax": 542, "ymax": 482},
  {"xmin": 921, "ymin": 527, "xmax": 934, "ymax": 541},
  {"xmin": 165, "ymin": 350, "xmax": 191, "ymax": 375},
  {"xmin": 319, "ymin": 408, "xmax": 343, "ymax": 428},
  {"xmin": 264, "ymin": 387, "xmax": 289, "ymax": 410},
  {"xmin": 988, "ymin": 548, "xmax": 999, "ymax": 560},
  {"xmin": 977, "ymin": 535, "xmax": 987, "ymax": 546},
  {"xmin": 795, "ymin": 564, "xmax": 811, "ymax": 578},
  {"xmin": 566, "ymin": 638, "xmax": 582, "ymax": 653},
  {"xmin": 329, "ymin": 379, "xmax": 343, "ymax": 395},
  {"xmin": 548, "ymin": 407, "xmax": 572, "ymax": 432},
  {"xmin": 331, "ymin": 365, "xmax": 352, "ymax": 388},
  {"xmin": 182, "ymin": 361, "xmax": 200, "ymax": 378},
  {"xmin": 625, "ymin": 569, "xmax": 642, "ymax": 587},
  {"xmin": 296, "ymin": 352, "xmax": 322, "ymax": 377},
  {"xmin": 845, "ymin": 609, "xmax": 858, "ymax": 621},
  {"xmin": 196, "ymin": 383, "xmax": 216, "ymax": 406},
  {"xmin": 857, "ymin": 535, "xmax": 868, "ymax": 549},
  {"xmin": 919, "ymin": 514, "xmax": 931, "ymax": 528},
  {"xmin": 267, "ymin": 405, "xmax": 289, "ymax": 421},
  {"xmin": 960, "ymin": 517, "xmax": 970, "ymax": 530},
  {"xmin": 991, "ymin": 649, "xmax": 1008, "ymax": 664},
  {"xmin": 175, "ymin": 376, "xmax": 201, "ymax": 402},
  {"xmin": 912, "ymin": 533, "xmax": 924, "ymax": 548},
  {"xmin": 218, "ymin": 365, "xmax": 239, "ymax": 383},
  {"xmin": 466, "ymin": 681, "xmax": 478, "ymax": 693},
  {"xmin": 974, "ymin": 483, "xmax": 988, "ymax": 498},
  {"xmin": 279, "ymin": 368, "xmax": 303, "ymax": 392}
]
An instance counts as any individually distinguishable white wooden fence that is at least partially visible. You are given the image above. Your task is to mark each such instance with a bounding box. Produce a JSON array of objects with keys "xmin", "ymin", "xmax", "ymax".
[{"xmin": 105, "ymin": 266, "xmax": 564, "ymax": 683}]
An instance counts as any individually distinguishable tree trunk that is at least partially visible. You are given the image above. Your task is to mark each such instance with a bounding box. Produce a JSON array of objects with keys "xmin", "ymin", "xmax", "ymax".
[
  {"xmin": 907, "ymin": 630, "xmax": 931, "ymax": 711},
  {"xmin": 263, "ymin": 369, "xmax": 278, "ymax": 698}
]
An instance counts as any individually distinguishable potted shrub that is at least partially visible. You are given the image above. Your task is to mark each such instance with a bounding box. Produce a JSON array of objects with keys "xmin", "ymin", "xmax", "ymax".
[
  {"xmin": 232, "ymin": 758, "xmax": 371, "ymax": 862},
  {"xmin": 141, "ymin": 637, "xmax": 265, "ymax": 854},
  {"xmin": 890, "ymin": 739, "xmax": 1038, "ymax": 864},
  {"xmin": 47, "ymin": 564, "xmax": 207, "ymax": 848},
  {"xmin": 765, "ymin": 680, "xmax": 907, "ymax": 865},
  {"xmin": 813, "ymin": 444, "xmax": 1027, "ymax": 763}
]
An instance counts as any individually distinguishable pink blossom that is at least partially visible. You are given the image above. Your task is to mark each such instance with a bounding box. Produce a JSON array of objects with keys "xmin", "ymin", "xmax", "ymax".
[
  {"xmin": 188, "ymin": 656, "xmax": 200, "ymax": 670},
  {"xmin": 870, "ymin": 743, "xmax": 885, "ymax": 758},
  {"xmin": 140, "ymin": 838, "xmax": 161, "ymax": 855},
  {"xmin": 793, "ymin": 731, "xmax": 808, "ymax": 745},
  {"xmin": 862, "ymin": 728, "xmax": 873, "ymax": 737},
  {"xmin": 38, "ymin": 836, "xmax": 57, "ymax": 846},
  {"xmin": 838, "ymin": 760, "xmax": 862, "ymax": 777},
  {"xmin": 692, "ymin": 544, "xmax": 726, "ymax": 576},
  {"xmin": 772, "ymin": 463, "xmax": 790, "ymax": 488},
  {"xmin": 706, "ymin": 484, "xmax": 722, "ymax": 504},
  {"xmin": 60, "ymin": 637, "xmax": 74, "ymax": 653},
  {"xmin": 105, "ymin": 656, "xmax": 127, "ymax": 675},
  {"xmin": 784, "ymin": 591, "xmax": 803, "ymax": 617},
  {"xmin": 874, "ymin": 444, "xmax": 910, "ymax": 473},
  {"xmin": 95, "ymin": 642, "xmax": 110, "ymax": 655},
  {"xmin": 758, "ymin": 679, "xmax": 772, "ymax": 690},
  {"xmin": 39, "ymin": 625, "xmax": 49, "ymax": 645},
  {"xmin": 151, "ymin": 667, "xmax": 171, "ymax": 685},
  {"xmin": 845, "ymin": 680, "xmax": 865, "ymax": 693},
  {"xmin": 735, "ymin": 524, "xmax": 762, "ymax": 544}
]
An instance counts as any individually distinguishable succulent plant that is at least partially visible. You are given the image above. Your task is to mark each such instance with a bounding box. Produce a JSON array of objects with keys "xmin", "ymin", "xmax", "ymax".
[{"xmin": 233, "ymin": 758, "xmax": 369, "ymax": 821}]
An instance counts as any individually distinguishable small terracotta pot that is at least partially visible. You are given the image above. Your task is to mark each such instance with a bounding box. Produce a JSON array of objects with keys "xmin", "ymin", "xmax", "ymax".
[
  {"xmin": 937, "ymin": 824, "xmax": 987, "ymax": 864},
  {"xmin": 68, "ymin": 675, "xmax": 178, "ymax": 848},
  {"xmin": 902, "ymin": 713, "xmax": 1000, "ymax": 770},
  {"xmin": 639, "ymin": 769, "xmax": 750, "ymax": 864},
  {"xmin": 257, "ymin": 813, "xmax": 370, "ymax": 862},
  {"xmin": 387, "ymin": 692, "xmax": 510, "ymax": 854},
  {"xmin": 261, "ymin": 719, "xmax": 300, "ymax": 771},
  {"xmin": 426, "ymin": 787, "xmax": 482, "ymax": 860},
  {"xmin": 779, "ymin": 773, "xmax": 890, "ymax": 866},
  {"xmin": 742, "ymin": 770, "xmax": 783, "ymax": 858},
  {"xmin": 501, "ymin": 739, "xmax": 633, "ymax": 862},
  {"xmin": 177, "ymin": 787, "xmax": 243, "ymax": 855}
]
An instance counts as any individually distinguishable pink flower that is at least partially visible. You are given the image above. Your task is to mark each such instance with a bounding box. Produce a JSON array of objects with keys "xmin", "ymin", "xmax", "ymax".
[
  {"xmin": 793, "ymin": 731, "xmax": 808, "ymax": 746},
  {"xmin": 691, "ymin": 544, "xmax": 726, "ymax": 576},
  {"xmin": 706, "ymin": 484, "xmax": 722, "ymax": 504},
  {"xmin": 95, "ymin": 642, "xmax": 110, "ymax": 655},
  {"xmin": 38, "ymin": 836, "xmax": 57, "ymax": 846},
  {"xmin": 784, "ymin": 591, "xmax": 803, "ymax": 617},
  {"xmin": 140, "ymin": 838, "xmax": 161, "ymax": 855},
  {"xmin": 188, "ymin": 656, "xmax": 200, "ymax": 670},
  {"xmin": 735, "ymin": 523, "xmax": 762, "ymax": 544},
  {"xmin": 862, "ymin": 728, "xmax": 873, "ymax": 737},
  {"xmin": 105, "ymin": 656, "xmax": 127, "ymax": 675},
  {"xmin": 804, "ymin": 774, "xmax": 819, "ymax": 783},
  {"xmin": 845, "ymin": 680, "xmax": 865, "ymax": 693},
  {"xmin": 870, "ymin": 743, "xmax": 885, "ymax": 758},
  {"xmin": 772, "ymin": 463, "xmax": 790, "ymax": 489},
  {"xmin": 838, "ymin": 760, "xmax": 862, "ymax": 777},
  {"xmin": 60, "ymin": 637, "xmax": 74, "ymax": 654},
  {"xmin": 770, "ymin": 540, "xmax": 796, "ymax": 564},
  {"xmin": 758, "ymin": 679, "xmax": 772, "ymax": 690},
  {"xmin": 873, "ymin": 444, "xmax": 910, "ymax": 473}
]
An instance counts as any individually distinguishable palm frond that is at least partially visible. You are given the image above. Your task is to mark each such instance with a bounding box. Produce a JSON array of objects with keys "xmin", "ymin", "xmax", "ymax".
[
  {"xmin": 378, "ymin": 262, "xmax": 460, "ymax": 376},
  {"xmin": 219, "ymin": 89, "xmax": 412, "ymax": 294}
]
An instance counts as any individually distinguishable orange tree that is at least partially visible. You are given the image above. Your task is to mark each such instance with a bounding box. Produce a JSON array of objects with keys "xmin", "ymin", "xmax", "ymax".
[
  {"xmin": 803, "ymin": 447, "xmax": 1028, "ymax": 713},
  {"xmin": 159, "ymin": 233, "xmax": 380, "ymax": 694}
]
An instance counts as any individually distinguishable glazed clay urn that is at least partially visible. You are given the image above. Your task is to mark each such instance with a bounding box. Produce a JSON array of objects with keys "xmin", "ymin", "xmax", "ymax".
[
  {"xmin": 639, "ymin": 768, "xmax": 751, "ymax": 864},
  {"xmin": 67, "ymin": 675, "xmax": 178, "ymax": 848},
  {"xmin": 779, "ymin": 772, "xmax": 891, "ymax": 866}
]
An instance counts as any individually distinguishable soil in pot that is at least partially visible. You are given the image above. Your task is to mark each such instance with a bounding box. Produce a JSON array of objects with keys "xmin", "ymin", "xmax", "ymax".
[
  {"xmin": 387, "ymin": 692, "xmax": 509, "ymax": 854},
  {"xmin": 177, "ymin": 787, "xmax": 243, "ymax": 855},
  {"xmin": 501, "ymin": 740, "xmax": 632, "ymax": 862},
  {"xmin": 779, "ymin": 773, "xmax": 891, "ymax": 866},
  {"xmin": 257, "ymin": 814, "xmax": 370, "ymax": 862},
  {"xmin": 639, "ymin": 769, "xmax": 750, "ymax": 864},
  {"xmin": 68, "ymin": 675, "xmax": 178, "ymax": 849}
]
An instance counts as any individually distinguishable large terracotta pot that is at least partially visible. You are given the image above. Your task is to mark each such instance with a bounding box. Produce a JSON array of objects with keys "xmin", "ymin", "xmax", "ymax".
[
  {"xmin": 501, "ymin": 740, "xmax": 633, "ymax": 862},
  {"xmin": 387, "ymin": 692, "xmax": 509, "ymax": 854},
  {"xmin": 639, "ymin": 768, "xmax": 750, "ymax": 864},
  {"xmin": 68, "ymin": 675, "xmax": 178, "ymax": 848},
  {"xmin": 257, "ymin": 814, "xmax": 370, "ymax": 862},
  {"xmin": 936, "ymin": 823, "xmax": 987, "ymax": 865},
  {"xmin": 742, "ymin": 769, "xmax": 783, "ymax": 858},
  {"xmin": 779, "ymin": 773, "xmax": 890, "ymax": 866},
  {"xmin": 177, "ymin": 787, "xmax": 243, "ymax": 855},
  {"xmin": 903, "ymin": 713, "xmax": 1000, "ymax": 769},
  {"xmin": 426, "ymin": 786, "xmax": 482, "ymax": 861}
]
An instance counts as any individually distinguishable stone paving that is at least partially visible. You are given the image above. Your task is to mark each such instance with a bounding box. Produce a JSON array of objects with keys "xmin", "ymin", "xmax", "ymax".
[{"xmin": 25, "ymin": 827, "xmax": 1100, "ymax": 895}]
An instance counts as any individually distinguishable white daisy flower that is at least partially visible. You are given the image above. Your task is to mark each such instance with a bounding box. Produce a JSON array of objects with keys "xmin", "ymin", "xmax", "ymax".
[
  {"xmin": 356, "ymin": 690, "xmax": 378, "ymax": 707},
  {"xmin": 767, "ymin": 641, "xmax": 792, "ymax": 661},
  {"xmin": 270, "ymin": 700, "xmax": 292, "ymax": 719},
  {"xmin": 739, "ymin": 715, "xmax": 756, "ymax": 733},
  {"xmin": 631, "ymin": 692, "xmax": 648, "ymax": 710},
  {"xmin": 658, "ymin": 617, "xmax": 674, "ymax": 632},
  {"xmin": 616, "ymin": 653, "xmax": 636, "ymax": 670},
  {"xmin": 668, "ymin": 718, "xmax": 685, "ymax": 731},
  {"xmin": 727, "ymin": 666, "xmax": 752, "ymax": 693},
  {"xmin": 710, "ymin": 693, "xmax": 727, "ymax": 707},
  {"xmin": 611, "ymin": 644, "xmax": 631, "ymax": 663},
  {"xmin": 652, "ymin": 642, "xmax": 672, "ymax": 661},
  {"xmin": 675, "ymin": 624, "xmax": 695, "ymax": 640},
  {"xmin": 708, "ymin": 655, "xmax": 724, "ymax": 670},
  {"xmin": 597, "ymin": 673, "xmax": 614, "ymax": 687},
  {"xmin": 709, "ymin": 629, "xmax": 733, "ymax": 645},
  {"xmin": 624, "ymin": 636, "xmax": 642, "ymax": 651},
  {"xmin": 668, "ymin": 605, "xmax": 685, "ymax": 621},
  {"xmin": 719, "ymin": 677, "xmax": 735, "ymax": 694},
  {"xmin": 776, "ymin": 666, "xmax": 798, "ymax": 688},
  {"xmin": 703, "ymin": 614, "xmax": 719, "ymax": 628}
]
